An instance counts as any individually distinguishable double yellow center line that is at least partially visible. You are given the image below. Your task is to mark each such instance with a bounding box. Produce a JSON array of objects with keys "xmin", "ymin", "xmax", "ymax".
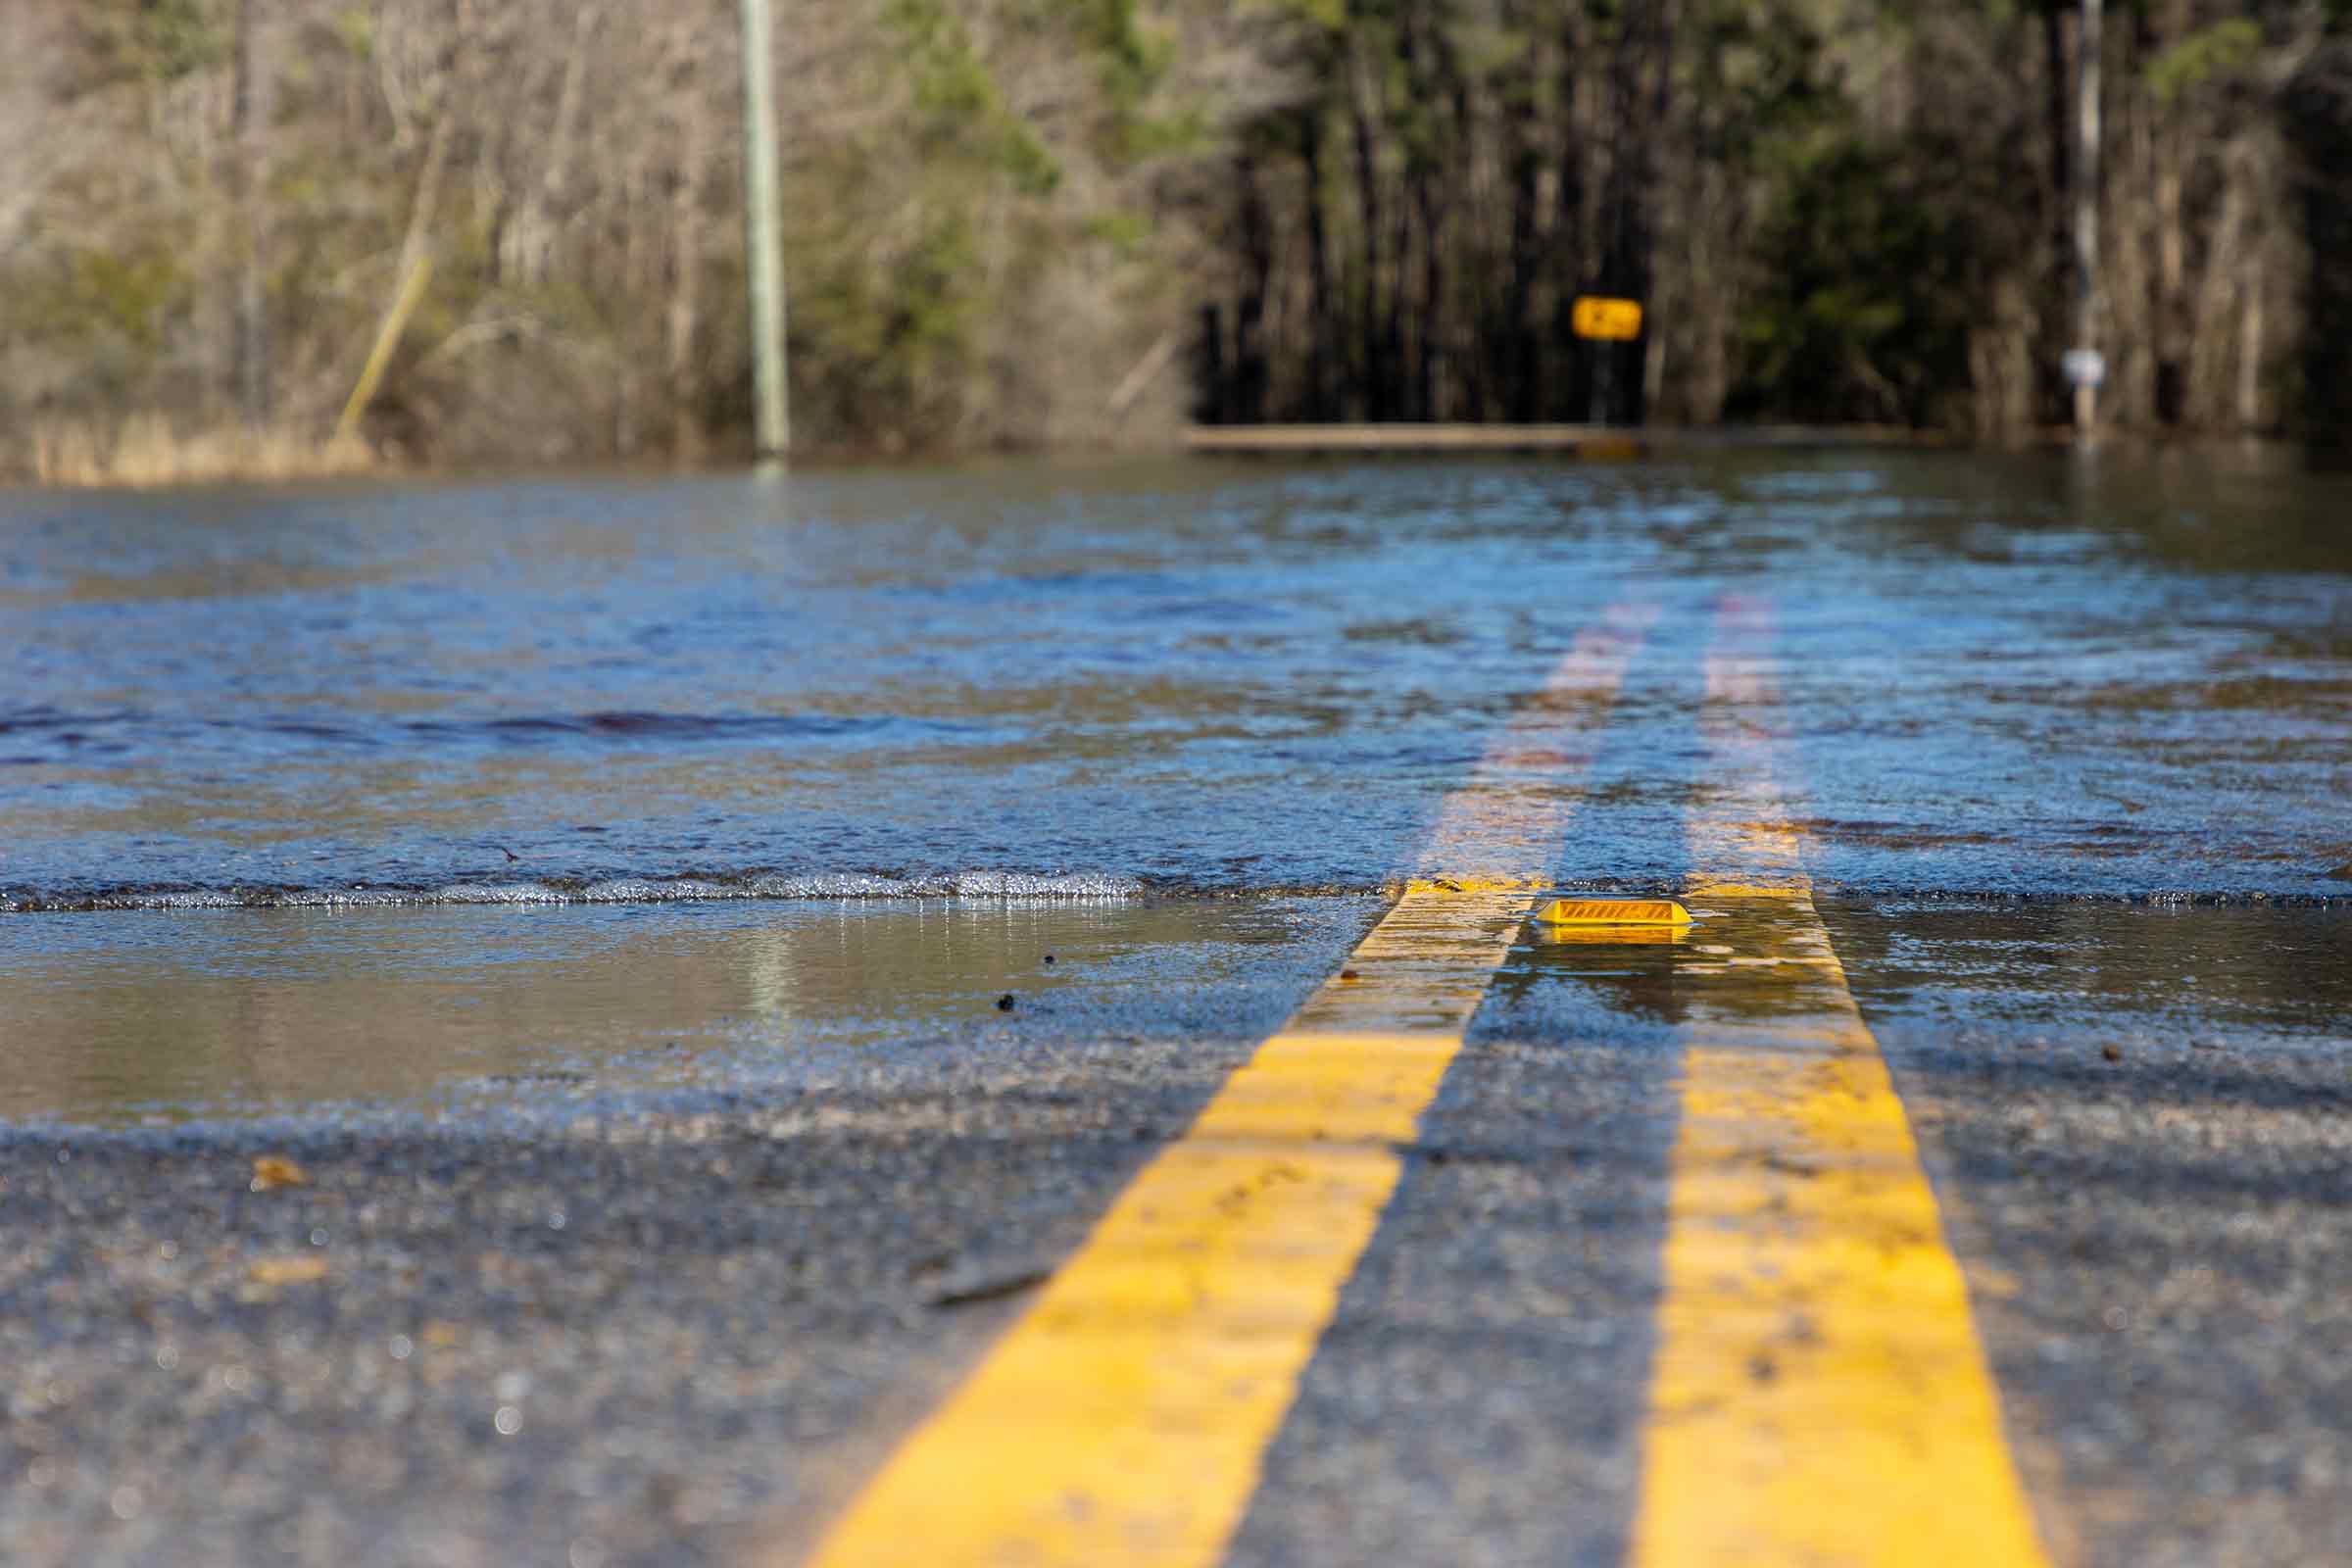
[
  {"xmin": 1634, "ymin": 603, "xmax": 2049, "ymax": 1565},
  {"xmin": 803, "ymin": 611, "xmax": 1645, "ymax": 1566},
  {"xmin": 797, "ymin": 599, "xmax": 2051, "ymax": 1568}
]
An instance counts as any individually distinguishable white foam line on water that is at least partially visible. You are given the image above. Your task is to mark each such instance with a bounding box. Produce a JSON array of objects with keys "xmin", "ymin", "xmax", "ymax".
[{"xmin": 3, "ymin": 869, "xmax": 1153, "ymax": 912}]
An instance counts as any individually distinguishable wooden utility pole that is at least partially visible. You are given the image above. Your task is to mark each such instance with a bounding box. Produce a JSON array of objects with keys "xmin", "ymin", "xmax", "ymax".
[
  {"xmin": 2071, "ymin": 0, "xmax": 2104, "ymax": 439},
  {"xmin": 738, "ymin": 0, "xmax": 789, "ymax": 462}
]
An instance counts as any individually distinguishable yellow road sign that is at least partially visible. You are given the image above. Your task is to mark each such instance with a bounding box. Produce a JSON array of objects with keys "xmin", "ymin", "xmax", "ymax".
[{"xmin": 1572, "ymin": 295, "xmax": 1644, "ymax": 341}]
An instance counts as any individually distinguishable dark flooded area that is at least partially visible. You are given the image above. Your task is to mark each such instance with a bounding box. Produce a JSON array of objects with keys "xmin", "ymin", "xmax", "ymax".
[{"xmin": 3, "ymin": 447, "xmax": 2348, "ymax": 910}]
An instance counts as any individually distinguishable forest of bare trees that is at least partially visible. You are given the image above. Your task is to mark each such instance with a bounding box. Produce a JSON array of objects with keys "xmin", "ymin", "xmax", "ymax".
[{"xmin": 3, "ymin": 0, "xmax": 2348, "ymax": 480}]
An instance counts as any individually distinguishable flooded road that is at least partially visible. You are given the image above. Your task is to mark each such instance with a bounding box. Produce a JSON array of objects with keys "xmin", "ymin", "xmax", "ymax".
[
  {"xmin": 5, "ymin": 447, "xmax": 2352, "ymax": 1568},
  {"xmin": 4, "ymin": 447, "xmax": 2348, "ymax": 907}
]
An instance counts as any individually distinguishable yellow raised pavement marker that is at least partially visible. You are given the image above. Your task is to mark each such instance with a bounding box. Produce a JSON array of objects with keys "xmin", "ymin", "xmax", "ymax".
[
  {"xmin": 1535, "ymin": 897, "xmax": 1690, "ymax": 926},
  {"xmin": 799, "ymin": 608, "xmax": 1651, "ymax": 1568},
  {"xmin": 1632, "ymin": 604, "xmax": 2052, "ymax": 1568}
]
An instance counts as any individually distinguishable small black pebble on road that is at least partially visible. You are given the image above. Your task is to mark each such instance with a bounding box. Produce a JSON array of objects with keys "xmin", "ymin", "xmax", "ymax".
[
  {"xmin": 1043, "ymin": 955, "xmax": 1054, "ymax": 964},
  {"xmin": 997, "ymin": 994, "xmax": 1016, "ymax": 1010},
  {"xmin": 928, "ymin": 1265, "xmax": 1053, "ymax": 1310}
]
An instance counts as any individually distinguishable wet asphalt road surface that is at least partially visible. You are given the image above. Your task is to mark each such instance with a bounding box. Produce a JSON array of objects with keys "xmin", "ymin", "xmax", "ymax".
[
  {"xmin": 3, "ymin": 449, "xmax": 2351, "ymax": 1566},
  {"xmin": 2, "ymin": 898, "xmax": 2348, "ymax": 1566}
]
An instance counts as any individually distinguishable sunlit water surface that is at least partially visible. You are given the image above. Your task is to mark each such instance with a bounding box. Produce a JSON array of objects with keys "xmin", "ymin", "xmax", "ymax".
[{"xmin": 4, "ymin": 449, "xmax": 2348, "ymax": 907}]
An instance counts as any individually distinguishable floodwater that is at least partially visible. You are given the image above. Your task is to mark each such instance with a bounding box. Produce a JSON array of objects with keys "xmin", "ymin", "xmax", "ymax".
[
  {"xmin": 4, "ymin": 447, "xmax": 2348, "ymax": 908},
  {"xmin": 0, "ymin": 896, "xmax": 1372, "ymax": 1124},
  {"xmin": 1503, "ymin": 897, "xmax": 2352, "ymax": 1045},
  {"xmin": 3, "ymin": 446, "xmax": 2350, "ymax": 1117}
]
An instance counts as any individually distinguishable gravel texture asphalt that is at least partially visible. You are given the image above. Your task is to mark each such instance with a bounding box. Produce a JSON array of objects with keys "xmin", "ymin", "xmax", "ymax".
[{"xmin": 1, "ymin": 896, "xmax": 2348, "ymax": 1566}]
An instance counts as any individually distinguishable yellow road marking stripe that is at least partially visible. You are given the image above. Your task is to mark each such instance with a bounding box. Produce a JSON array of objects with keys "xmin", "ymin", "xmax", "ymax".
[
  {"xmin": 1414, "ymin": 601, "xmax": 1657, "ymax": 883},
  {"xmin": 805, "ymin": 891, "xmax": 1524, "ymax": 1568},
  {"xmin": 801, "ymin": 612, "xmax": 1649, "ymax": 1568},
  {"xmin": 1632, "ymin": 602, "xmax": 2051, "ymax": 1567},
  {"xmin": 1400, "ymin": 874, "xmax": 1552, "ymax": 894}
]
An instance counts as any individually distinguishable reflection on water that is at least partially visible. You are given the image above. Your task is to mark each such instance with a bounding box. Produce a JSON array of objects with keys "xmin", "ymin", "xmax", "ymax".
[
  {"xmin": 1496, "ymin": 897, "xmax": 2352, "ymax": 1043},
  {"xmin": 1827, "ymin": 899, "xmax": 2352, "ymax": 1038},
  {"xmin": 2, "ymin": 448, "xmax": 2348, "ymax": 905},
  {"xmin": 1490, "ymin": 917, "xmax": 1693, "ymax": 1030},
  {"xmin": 4, "ymin": 891, "xmax": 2342, "ymax": 1123},
  {"xmin": 0, "ymin": 897, "xmax": 1360, "ymax": 1124}
]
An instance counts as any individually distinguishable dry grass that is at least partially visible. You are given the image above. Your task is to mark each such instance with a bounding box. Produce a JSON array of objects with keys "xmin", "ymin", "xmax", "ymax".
[{"xmin": 25, "ymin": 415, "xmax": 380, "ymax": 488}]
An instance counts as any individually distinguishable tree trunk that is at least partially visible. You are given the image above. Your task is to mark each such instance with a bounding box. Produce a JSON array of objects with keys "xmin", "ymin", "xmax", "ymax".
[
  {"xmin": 1413, "ymin": 171, "xmax": 1441, "ymax": 421},
  {"xmin": 2152, "ymin": 0, "xmax": 2190, "ymax": 424},
  {"xmin": 1300, "ymin": 110, "xmax": 1335, "ymax": 420},
  {"xmin": 231, "ymin": 0, "xmax": 274, "ymax": 426},
  {"xmin": 1235, "ymin": 154, "xmax": 1272, "ymax": 425},
  {"xmin": 2111, "ymin": 24, "xmax": 2153, "ymax": 427},
  {"xmin": 667, "ymin": 48, "xmax": 708, "ymax": 463},
  {"xmin": 2044, "ymin": 3, "xmax": 2071, "ymax": 417},
  {"xmin": 1349, "ymin": 44, "xmax": 1388, "ymax": 420},
  {"xmin": 1502, "ymin": 39, "xmax": 1543, "ymax": 422},
  {"xmin": 1198, "ymin": 303, "xmax": 1229, "ymax": 424},
  {"xmin": 1592, "ymin": 1, "xmax": 1648, "ymax": 423},
  {"xmin": 1546, "ymin": 8, "xmax": 1589, "ymax": 421},
  {"xmin": 2186, "ymin": 151, "xmax": 2248, "ymax": 427},
  {"xmin": 1636, "ymin": 0, "xmax": 1675, "ymax": 424},
  {"xmin": 2073, "ymin": 0, "xmax": 2105, "ymax": 436},
  {"xmin": 2284, "ymin": 39, "xmax": 2352, "ymax": 443},
  {"xmin": 506, "ymin": 2, "xmax": 602, "ymax": 289},
  {"xmin": 2237, "ymin": 261, "xmax": 2264, "ymax": 432}
]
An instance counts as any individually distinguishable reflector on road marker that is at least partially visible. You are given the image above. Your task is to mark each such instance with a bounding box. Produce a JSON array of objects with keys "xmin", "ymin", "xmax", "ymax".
[{"xmin": 1537, "ymin": 898, "xmax": 1691, "ymax": 926}]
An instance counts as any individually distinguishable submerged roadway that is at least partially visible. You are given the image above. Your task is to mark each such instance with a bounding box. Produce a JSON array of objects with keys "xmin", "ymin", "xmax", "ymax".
[{"xmin": 1, "ymin": 448, "xmax": 2349, "ymax": 1567}]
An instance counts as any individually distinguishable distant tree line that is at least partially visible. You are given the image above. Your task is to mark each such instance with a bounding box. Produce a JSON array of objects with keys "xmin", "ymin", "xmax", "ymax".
[
  {"xmin": 2, "ymin": 0, "xmax": 2349, "ymax": 475},
  {"xmin": 0, "ymin": 0, "xmax": 1282, "ymax": 470},
  {"xmin": 1196, "ymin": 0, "xmax": 2352, "ymax": 439}
]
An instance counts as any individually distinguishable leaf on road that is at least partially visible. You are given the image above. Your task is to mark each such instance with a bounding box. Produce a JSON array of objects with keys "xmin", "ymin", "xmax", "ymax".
[
  {"xmin": 247, "ymin": 1254, "xmax": 330, "ymax": 1287},
  {"xmin": 250, "ymin": 1155, "xmax": 309, "ymax": 1192}
]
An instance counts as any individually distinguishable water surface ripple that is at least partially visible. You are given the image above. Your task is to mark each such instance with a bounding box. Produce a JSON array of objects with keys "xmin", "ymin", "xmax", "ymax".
[{"xmin": 3, "ymin": 450, "xmax": 2348, "ymax": 907}]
